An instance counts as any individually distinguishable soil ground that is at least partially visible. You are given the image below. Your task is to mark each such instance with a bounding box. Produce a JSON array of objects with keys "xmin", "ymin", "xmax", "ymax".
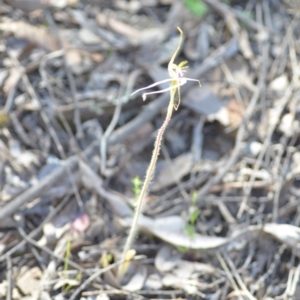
[{"xmin": 0, "ymin": 1, "xmax": 300, "ymax": 299}]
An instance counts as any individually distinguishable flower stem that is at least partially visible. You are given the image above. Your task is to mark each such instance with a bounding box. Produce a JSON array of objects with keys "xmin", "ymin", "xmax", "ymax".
[{"xmin": 118, "ymin": 96, "xmax": 174, "ymax": 277}]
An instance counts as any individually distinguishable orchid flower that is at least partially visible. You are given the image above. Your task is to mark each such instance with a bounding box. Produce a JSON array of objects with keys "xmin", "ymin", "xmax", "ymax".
[
  {"xmin": 118, "ymin": 27, "xmax": 201, "ymax": 278},
  {"xmin": 131, "ymin": 27, "xmax": 201, "ymax": 110}
]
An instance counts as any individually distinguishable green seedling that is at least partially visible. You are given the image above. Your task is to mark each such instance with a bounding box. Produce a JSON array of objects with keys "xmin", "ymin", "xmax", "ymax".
[
  {"xmin": 118, "ymin": 27, "xmax": 201, "ymax": 277},
  {"xmin": 100, "ymin": 252, "xmax": 114, "ymax": 267},
  {"xmin": 177, "ymin": 245, "xmax": 190, "ymax": 253},
  {"xmin": 0, "ymin": 111, "xmax": 9, "ymax": 129},
  {"xmin": 62, "ymin": 237, "xmax": 82, "ymax": 292},
  {"xmin": 185, "ymin": 191, "xmax": 201, "ymax": 237},
  {"xmin": 131, "ymin": 176, "xmax": 142, "ymax": 199},
  {"xmin": 64, "ymin": 271, "xmax": 82, "ymax": 293},
  {"xmin": 240, "ymin": 11, "xmax": 254, "ymax": 28},
  {"xmin": 63, "ymin": 237, "xmax": 72, "ymax": 273},
  {"xmin": 183, "ymin": 0, "xmax": 207, "ymax": 16}
]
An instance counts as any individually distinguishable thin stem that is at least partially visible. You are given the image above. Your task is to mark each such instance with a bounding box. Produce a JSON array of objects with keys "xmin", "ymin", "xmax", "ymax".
[
  {"xmin": 117, "ymin": 26, "xmax": 196, "ymax": 278},
  {"xmin": 118, "ymin": 94, "xmax": 174, "ymax": 277}
]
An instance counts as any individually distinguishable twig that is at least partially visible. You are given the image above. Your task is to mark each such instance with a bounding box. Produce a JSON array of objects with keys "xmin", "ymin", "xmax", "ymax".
[
  {"xmin": 69, "ymin": 255, "xmax": 144, "ymax": 300},
  {"xmin": 45, "ymin": 11, "xmax": 83, "ymax": 138},
  {"xmin": 6, "ymin": 256, "xmax": 12, "ymax": 300},
  {"xmin": 69, "ymin": 260, "xmax": 122, "ymax": 300},
  {"xmin": 3, "ymin": 84, "xmax": 17, "ymax": 113},
  {"xmin": 100, "ymin": 102, "xmax": 122, "ymax": 174},
  {"xmin": 204, "ymin": 0, "xmax": 268, "ymax": 33},
  {"xmin": 196, "ymin": 39, "xmax": 268, "ymax": 206},
  {"xmin": 100, "ymin": 66, "xmax": 127, "ymax": 174},
  {"xmin": 7, "ymin": 50, "xmax": 84, "ymax": 209},
  {"xmin": 284, "ymin": 264, "xmax": 300, "ymax": 299},
  {"xmin": 39, "ymin": 49, "xmax": 85, "ymax": 154},
  {"xmin": 253, "ymin": 245, "xmax": 286, "ymax": 297},
  {"xmin": 237, "ymin": 82, "xmax": 293, "ymax": 218},
  {"xmin": 17, "ymin": 226, "xmax": 90, "ymax": 274},
  {"xmin": 222, "ymin": 251, "xmax": 256, "ymax": 300},
  {"xmin": 0, "ymin": 194, "xmax": 71, "ymax": 262},
  {"xmin": 216, "ymin": 252, "xmax": 243, "ymax": 300},
  {"xmin": 10, "ymin": 112, "xmax": 33, "ymax": 147},
  {"xmin": 100, "ymin": 69, "xmax": 142, "ymax": 174}
]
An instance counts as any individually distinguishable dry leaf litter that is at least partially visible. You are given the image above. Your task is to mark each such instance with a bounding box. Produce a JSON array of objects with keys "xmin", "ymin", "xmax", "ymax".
[{"xmin": 0, "ymin": 0, "xmax": 300, "ymax": 299}]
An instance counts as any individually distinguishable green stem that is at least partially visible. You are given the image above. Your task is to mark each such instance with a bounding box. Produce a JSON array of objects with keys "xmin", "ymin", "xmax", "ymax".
[{"xmin": 118, "ymin": 98, "xmax": 174, "ymax": 277}]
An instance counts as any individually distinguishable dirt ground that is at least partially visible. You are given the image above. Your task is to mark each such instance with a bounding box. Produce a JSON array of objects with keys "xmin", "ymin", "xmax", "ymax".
[{"xmin": 0, "ymin": 0, "xmax": 300, "ymax": 299}]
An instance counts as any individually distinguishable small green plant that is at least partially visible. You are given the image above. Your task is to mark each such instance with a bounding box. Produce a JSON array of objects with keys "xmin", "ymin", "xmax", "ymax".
[
  {"xmin": 64, "ymin": 271, "xmax": 82, "ymax": 293},
  {"xmin": 63, "ymin": 237, "xmax": 82, "ymax": 292},
  {"xmin": 185, "ymin": 191, "xmax": 201, "ymax": 237},
  {"xmin": 100, "ymin": 252, "xmax": 114, "ymax": 267},
  {"xmin": 63, "ymin": 237, "xmax": 72, "ymax": 273},
  {"xmin": 131, "ymin": 176, "xmax": 142, "ymax": 199},
  {"xmin": 183, "ymin": 0, "xmax": 207, "ymax": 16},
  {"xmin": 240, "ymin": 11, "xmax": 254, "ymax": 28},
  {"xmin": 0, "ymin": 111, "xmax": 9, "ymax": 129},
  {"xmin": 118, "ymin": 27, "xmax": 201, "ymax": 277},
  {"xmin": 177, "ymin": 245, "xmax": 190, "ymax": 253}
]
